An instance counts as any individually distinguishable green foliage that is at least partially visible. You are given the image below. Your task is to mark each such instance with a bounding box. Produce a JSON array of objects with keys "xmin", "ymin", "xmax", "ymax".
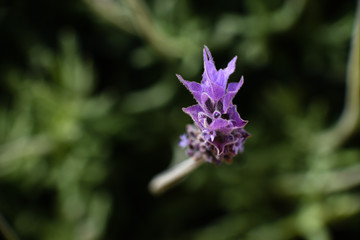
[{"xmin": 1, "ymin": 33, "xmax": 114, "ymax": 240}]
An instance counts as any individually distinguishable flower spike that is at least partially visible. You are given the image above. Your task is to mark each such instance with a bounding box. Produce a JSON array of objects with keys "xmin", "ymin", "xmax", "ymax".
[
  {"xmin": 149, "ymin": 46, "xmax": 251, "ymax": 195},
  {"xmin": 177, "ymin": 46, "xmax": 250, "ymax": 165}
]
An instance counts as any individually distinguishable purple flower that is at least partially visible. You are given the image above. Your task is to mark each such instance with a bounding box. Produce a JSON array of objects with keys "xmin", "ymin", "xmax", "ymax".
[{"xmin": 177, "ymin": 46, "xmax": 250, "ymax": 165}]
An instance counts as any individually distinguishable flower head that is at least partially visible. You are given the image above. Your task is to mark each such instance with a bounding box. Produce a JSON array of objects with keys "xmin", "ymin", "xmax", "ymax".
[{"xmin": 177, "ymin": 46, "xmax": 249, "ymax": 164}]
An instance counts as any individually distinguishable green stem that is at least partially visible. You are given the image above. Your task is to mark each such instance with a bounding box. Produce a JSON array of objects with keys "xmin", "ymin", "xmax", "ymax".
[
  {"xmin": 276, "ymin": 163, "xmax": 360, "ymax": 196},
  {"xmin": 319, "ymin": 0, "xmax": 360, "ymax": 150},
  {"xmin": 148, "ymin": 157, "xmax": 205, "ymax": 195},
  {"xmin": 0, "ymin": 213, "xmax": 20, "ymax": 240},
  {"xmin": 84, "ymin": 0, "xmax": 182, "ymax": 58}
]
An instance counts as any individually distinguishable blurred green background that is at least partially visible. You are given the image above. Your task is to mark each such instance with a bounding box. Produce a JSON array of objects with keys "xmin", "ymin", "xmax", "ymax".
[{"xmin": 0, "ymin": 0, "xmax": 359, "ymax": 239}]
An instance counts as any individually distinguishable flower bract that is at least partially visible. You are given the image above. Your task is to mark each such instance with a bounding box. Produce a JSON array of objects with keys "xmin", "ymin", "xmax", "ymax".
[{"xmin": 177, "ymin": 46, "xmax": 250, "ymax": 164}]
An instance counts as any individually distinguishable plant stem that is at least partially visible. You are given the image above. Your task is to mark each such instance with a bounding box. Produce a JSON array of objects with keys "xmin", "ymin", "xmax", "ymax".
[
  {"xmin": 0, "ymin": 213, "xmax": 20, "ymax": 240},
  {"xmin": 84, "ymin": 0, "xmax": 181, "ymax": 58},
  {"xmin": 276, "ymin": 163, "xmax": 360, "ymax": 196},
  {"xmin": 319, "ymin": 0, "xmax": 360, "ymax": 150},
  {"xmin": 148, "ymin": 157, "xmax": 205, "ymax": 195}
]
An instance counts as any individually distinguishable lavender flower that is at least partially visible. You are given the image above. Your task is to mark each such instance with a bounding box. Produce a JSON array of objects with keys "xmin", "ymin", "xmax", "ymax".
[{"xmin": 177, "ymin": 46, "xmax": 250, "ymax": 165}]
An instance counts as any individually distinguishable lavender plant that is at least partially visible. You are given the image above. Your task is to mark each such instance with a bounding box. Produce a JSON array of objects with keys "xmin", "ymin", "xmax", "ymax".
[
  {"xmin": 149, "ymin": 47, "xmax": 250, "ymax": 194},
  {"xmin": 177, "ymin": 46, "xmax": 250, "ymax": 165}
]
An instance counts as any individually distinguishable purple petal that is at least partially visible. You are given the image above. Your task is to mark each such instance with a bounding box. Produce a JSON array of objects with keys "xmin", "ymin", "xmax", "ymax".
[
  {"xmin": 198, "ymin": 111, "xmax": 212, "ymax": 128},
  {"xmin": 202, "ymin": 129, "xmax": 216, "ymax": 141},
  {"xmin": 210, "ymin": 136, "xmax": 234, "ymax": 156},
  {"xmin": 177, "ymin": 74, "xmax": 202, "ymax": 104},
  {"xmin": 216, "ymin": 100, "xmax": 224, "ymax": 113},
  {"xmin": 179, "ymin": 134, "xmax": 188, "ymax": 148},
  {"xmin": 203, "ymin": 46, "xmax": 217, "ymax": 80},
  {"xmin": 233, "ymin": 129, "xmax": 250, "ymax": 153},
  {"xmin": 223, "ymin": 56, "xmax": 237, "ymax": 82},
  {"xmin": 201, "ymin": 72, "xmax": 226, "ymax": 100},
  {"xmin": 182, "ymin": 105, "xmax": 203, "ymax": 128},
  {"xmin": 201, "ymin": 93, "xmax": 215, "ymax": 113},
  {"xmin": 223, "ymin": 76, "xmax": 244, "ymax": 111},
  {"xmin": 214, "ymin": 69, "xmax": 226, "ymax": 88},
  {"xmin": 227, "ymin": 105, "xmax": 248, "ymax": 128},
  {"xmin": 212, "ymin": 69, "xmax": 226, "ymax": 97},
  {"xmin": 208, "ymin": 118, "xmax": 231, "ymax": 132},
  {"xmin": 200, "ymin": 76, "xmax": 211, "ymax": 94},
  {"xmin": 202, "ymin": 47, "xmax": 227, "ymax": 100},
  {"xmin": 227, "ymin": 76, "xmax": 244, "ymax": 92},
  {"xmin": 211, "ymin": 82, "xmax": 226, "ymax": 100}
]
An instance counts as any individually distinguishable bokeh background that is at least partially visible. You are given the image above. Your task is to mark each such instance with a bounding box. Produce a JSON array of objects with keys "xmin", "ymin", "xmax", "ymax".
[{"xmin": 1, "ymin": 0, "xmax": 360, "ymax": 239}]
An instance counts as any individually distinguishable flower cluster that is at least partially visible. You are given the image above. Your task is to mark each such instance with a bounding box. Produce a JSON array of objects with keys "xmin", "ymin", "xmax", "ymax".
[{"xmin": 177, "ymin": 46, "xmax": 250, "ymax": 165}]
